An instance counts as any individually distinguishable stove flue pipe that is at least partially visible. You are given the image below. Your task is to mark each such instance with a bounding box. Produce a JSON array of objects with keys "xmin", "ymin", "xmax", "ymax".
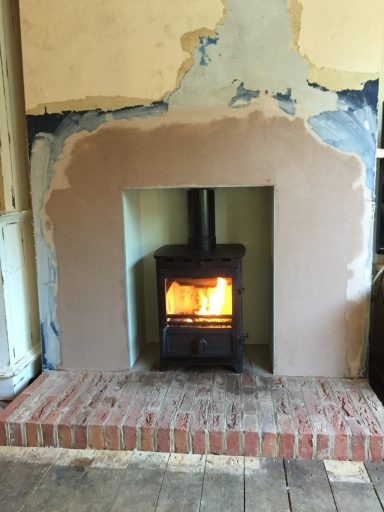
[{"xmin": 187, "ymin": 188, "xmax": 216, "ymax": 251}]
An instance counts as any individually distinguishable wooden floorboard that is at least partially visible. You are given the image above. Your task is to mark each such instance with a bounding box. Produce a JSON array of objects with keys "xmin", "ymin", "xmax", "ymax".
[
  {"xmin": 245, "ymin": 457, "xmax": 290, "ymax": 512},
  {"xmin": 200, "ymin": 455, "xmax": 244, "ymax": 512},
  {"xmin": 109, "ymin": 451, "xmax": 169, "ymax": 512},
  {"xmin": 285, "ymin": 459, "xmax": 337, "ymax": 512},
  {"xmin": 366, "ymin": 462, "xmax": 384, "ymax": 509},
  {"xmin": 2, "ymin": 447, "xmax": 384, "ymax": 511},
  {"xmin": 0, "ymin": 448, "xmax": 60, "ymax": 512},
  {"xmin": 155, "ymin": 453, "xmax": 205, "ymax": 512},
  {"xmin": 326, "ymin": 460, "xmax": 383, "ymax": 512}
]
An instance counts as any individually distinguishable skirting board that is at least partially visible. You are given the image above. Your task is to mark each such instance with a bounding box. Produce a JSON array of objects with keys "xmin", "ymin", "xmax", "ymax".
[{"xmin": 0, "ymin": 348, "xmax": 41, "ymax": 400}]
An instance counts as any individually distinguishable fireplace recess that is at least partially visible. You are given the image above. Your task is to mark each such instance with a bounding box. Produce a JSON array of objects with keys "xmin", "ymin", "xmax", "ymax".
[{"xmin": 154, "ymin": 189, "xmax": 245, "ymax": 372}]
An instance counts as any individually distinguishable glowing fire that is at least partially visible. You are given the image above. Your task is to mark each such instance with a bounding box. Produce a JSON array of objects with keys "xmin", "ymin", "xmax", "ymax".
[
  {"xmin": 166, "ymin": 277, "xmax": 232, "ymax": 322},
  {"xmin": 197, "ymin": 277, "xmax": 230, "ymax": 315}
]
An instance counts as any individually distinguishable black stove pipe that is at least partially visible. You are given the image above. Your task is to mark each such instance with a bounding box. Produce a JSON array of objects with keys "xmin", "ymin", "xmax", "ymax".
[{"xmin": 187, "ymin": 188, "xmax": 216, "ymax": 251}]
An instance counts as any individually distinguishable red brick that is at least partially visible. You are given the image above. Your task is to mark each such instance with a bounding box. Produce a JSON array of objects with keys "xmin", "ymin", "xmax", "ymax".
[
  {"xmin": 332, "ymin": 389, "xmax": 369, "ymax": 461},
  {"xmin": 3, "ymin": 370, "xmax": 384, "ymax": 463},
  {"xmin": 122, "ymin": 373, "xmax": 160, "ymax": 450},
  {"xmin": 369, "ymin": 435, "xmax": 383, "ymax": 463},
  {"xmin": 174, "ymin": 412, "xmax": 190, "ymax": 453},
  {"xmin": 157, "ymin": 373, "xmax": 188, "ymax": 452},
  {"xmin": 323, "ymin": 402, "xmax": 350, "ymax": 460},
  {"xmin": 209, "ymin": 413, "xmax": 225, "ymax": 455},
  {"xmin": 191, "ymin": 399, "xmax": 209, "ymax": 454},
  {"xmin": 242, "ymin": 382, "xmax": 259, "ymax": 457},
  {"xmin": 7, "ymin": 421, "xmax": 24, "ymax": 447},
  {"xmin": 316, "ymin": 433, "xmax": 331, "ymax": 460},
  {"xmin": 285, "ymin": 378, "xmax": 314, "ymax": 460},
  {"xmin": 226, "ymin": 431, "xmax": 240, "ymax": 456},
  {"xmin": 57, "ymin": 424, "xmax": 72, "ymax": 448},
  {"xmin": 271, "ymin": 386, "xmax": 295, "ymax": 459},
  {"xmin": 334, "ymin": 433, "xmax": 349, "ymax": 460},
  {"xmin": 244, "ymin": 431, "xmax": 259, "ymax": 457},
  {"xmin": 41, "ymin": 373, "xmax": 92, "ymax": 446},
  {"xmin": 105, "ymin": 425, "xmax": 121, "ymax": 451},
  {"xmin": 87, "ymin": 374, "xmax": 133, "ymax": 449},
  {"xmin": 138, "ymin": 373, "xmax": 172, "ymax": 451},
  {"xmin": 25, "ymin": 393, "xmax": 62, "ymax": 446},
  {"xmin": 341, "ymin": 380, "xmax": 384, "ymax": 462},
  {"xmin": 347, "ymin": 418, "xmax": 368, "ymax": 462},
  {"xmin": 157, "ymin": 426, "xmax": 171, "ymax": 453},
  {"xmin": 140, "ymin": 412, "xmax": 157, "ymax": 451},
  {"xmin": 225, "ymin": 374, "xmax": 242, "ymax": 456},
  {"xmin": 243, "ymin": 412, "xmax": 259, "ymax": 456},
  {"xmin": 302, "ymin": 383, "xmax": 331, "ymax": 459},
  {"xmin": 106, "ymin": 373, "xmax": 145, "ymax": 450},
  {"xmin": 170, "ymin": 374, "xmax": 199, "ymax": 453},
  {"xmin": 256, "ymin": 376, "xmax": 277, "ymax": 458},
  {"xmin": 0, "ymin": 423, "xmax": 6, "ymax": 446},
  {"xmin": 57, "ymin": 372, "xmax": 104, "ymax": 448},
  {"xmin": 89, "ymin": 424, "xmax": 104, "ymax": 450},
  {"xmin": 3, "ymin": 373, "xmax": 61, "ymax": 447},
  {"xmin": 209, "ymin": 373, "xmax": 226, "ymax": 417},
  {"xmin": 262, "ymin": 432, "xmax": 277, "ymax": 457},
  {"xmin": 73, "ymin": 374, "xmax": 115, "ymax": 448},
  {"xmin": 0, "ymin": 390, "xmax": 30, "ymax": 445},
  {"xmin": 25, "ymin": 373, "xmax": 50, "ymax": 393},
  {"xmin": 190, "ymin": 373, "xmax": 212, "ymax": 455},
  {"xmin": 192, "ymin": 429, "xmax": 206, "ymax": 454}
]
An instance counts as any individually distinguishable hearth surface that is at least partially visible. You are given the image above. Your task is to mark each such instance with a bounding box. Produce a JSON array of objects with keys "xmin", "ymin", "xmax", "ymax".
[{"xmin": 1, "ymin": 358, "xmax": 384, "ymax": 461}]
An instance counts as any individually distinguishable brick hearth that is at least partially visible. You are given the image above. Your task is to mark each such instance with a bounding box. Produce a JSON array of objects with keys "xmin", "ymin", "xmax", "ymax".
[{"xmin": 0, "ymin": 369, "xmax": 384, "ymax": 461}]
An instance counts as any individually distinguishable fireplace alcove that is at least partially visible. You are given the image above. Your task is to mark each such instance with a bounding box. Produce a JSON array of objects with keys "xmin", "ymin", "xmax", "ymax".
[{"xmin": 123, "ymin": 187, "xmax": 274, "ymax": 371}]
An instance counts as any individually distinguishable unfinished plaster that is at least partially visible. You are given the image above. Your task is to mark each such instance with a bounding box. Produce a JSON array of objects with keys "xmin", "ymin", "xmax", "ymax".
[
  {"xmin": 35, "ymin": 107, "xmax": 365, "ymax": 376},
  {"xmin": 19, "ymin": 0, "xmax": 225, "ymax": 114}
]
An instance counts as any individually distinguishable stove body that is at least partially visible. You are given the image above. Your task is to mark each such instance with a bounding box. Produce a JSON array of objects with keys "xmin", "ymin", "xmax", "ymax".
[
  {"xmin": 154, "ymin": 189, "xmax": 246, "ymax": 373},
  {"xmin": 155, "ymin": 244, "xmax": 245, "ymax": 372}
]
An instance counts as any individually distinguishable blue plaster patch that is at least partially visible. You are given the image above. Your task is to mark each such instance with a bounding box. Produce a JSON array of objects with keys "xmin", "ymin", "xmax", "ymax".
[
  {"xmin": 273, "ymin": 88, "xmax": 295, "ymax": 116},
  {"xmin": 50, "ymin": 320, "xmax": 60, "ymax": 338},
  {"xmin": 229, "ymin": 81, "xmax": 260, "ymax": 107},
  {"xmin": 308, "ymin": 80, "xmax": 379, "ymax": 191},
  {"xmin": 40, "ymin": 320, "xmax": 60, "ymax": 370},
  {"xmin": 40, "ymin": 322, "xmax": 47, "ymax": 369},
  {"xmin": 199, "ymin": 35, "xmax": 219, "ymax": 66}
]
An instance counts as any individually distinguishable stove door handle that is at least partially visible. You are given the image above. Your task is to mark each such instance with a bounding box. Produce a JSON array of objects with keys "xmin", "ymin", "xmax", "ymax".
[
  {"xmin": 192, "ymin": 337, "xmax": 208, "ymax": 354},
  {"xmin": 198, "ymin": 338, "xmax": 208, "ymax": 353}
]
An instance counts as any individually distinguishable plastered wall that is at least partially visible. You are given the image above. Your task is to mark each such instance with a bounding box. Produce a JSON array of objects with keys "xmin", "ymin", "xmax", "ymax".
[{"xmin": 20, "ymin": 0, "xmax": 384, "ymax": 376}]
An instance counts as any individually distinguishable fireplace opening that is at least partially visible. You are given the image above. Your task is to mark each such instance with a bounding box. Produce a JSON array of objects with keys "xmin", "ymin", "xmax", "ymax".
[{"xmin": 122, "ymin": 187, "xmax": 273, "ymax": 372}]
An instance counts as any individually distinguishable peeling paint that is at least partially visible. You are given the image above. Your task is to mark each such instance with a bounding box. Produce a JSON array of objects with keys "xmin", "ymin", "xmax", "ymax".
[
  {"xmin": 229, "ymin": 82, "xmax": 260, "ymax": 108},
  {"xmin": 273, "ymin": 88, "xmax": 295, "ymax": 116},
  {"xmin": 198, "ymin": 35, "xmax": 219, "ymax": 66},
  {"xmin": 288, "ymin": 0, "xmax": 382, "ymax": 91},
  {"xmin": 19, "ymin": 0, "xmax": 226, "ymax": 114}
]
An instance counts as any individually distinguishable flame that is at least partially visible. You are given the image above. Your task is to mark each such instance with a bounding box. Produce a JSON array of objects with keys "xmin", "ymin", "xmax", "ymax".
[
  {"xmin": 197, "ymin": 277, "xmax": 231, "ymax": 315},
  {"xmin": 166, "ymin": 277, "xmax": 232, "ymax": 319}
]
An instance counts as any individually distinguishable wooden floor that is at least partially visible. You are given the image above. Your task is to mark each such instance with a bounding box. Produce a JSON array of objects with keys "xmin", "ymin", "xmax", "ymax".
[{"xmin": 1, "ymin": 447, "xmax": 384, "ymax": 511}]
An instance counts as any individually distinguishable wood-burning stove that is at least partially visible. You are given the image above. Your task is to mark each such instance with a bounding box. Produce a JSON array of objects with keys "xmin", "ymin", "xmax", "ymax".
[{"xmin": 154, "ymin": 189, "xmax": 245, "ymax": 372}]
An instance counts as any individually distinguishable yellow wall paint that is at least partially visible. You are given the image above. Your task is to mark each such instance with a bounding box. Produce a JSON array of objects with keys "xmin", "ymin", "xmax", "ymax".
[
  {"xmin": 295, "ymin": 0, "xmax": 383, "ymax": 90},
  {"xmin": 19, "ymin": 0, "xmax": 224, "ymax": 114}
]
